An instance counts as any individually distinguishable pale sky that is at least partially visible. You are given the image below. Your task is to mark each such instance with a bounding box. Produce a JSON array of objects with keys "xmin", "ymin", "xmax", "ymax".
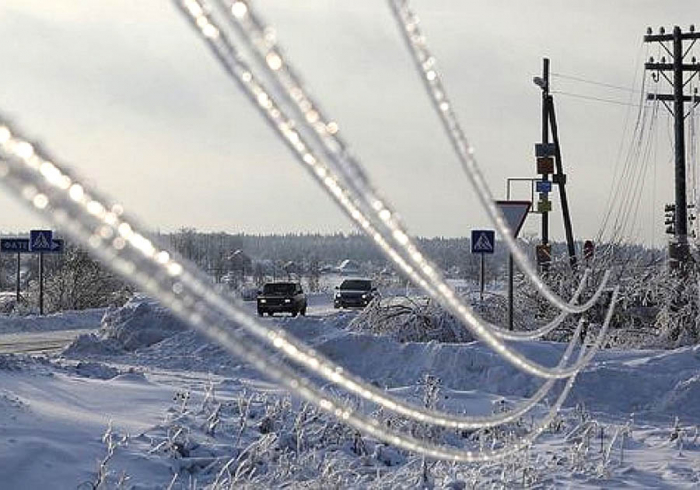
[{"xmin": 0, "ymin": 1, "xmax": 698, "ymax": 245}]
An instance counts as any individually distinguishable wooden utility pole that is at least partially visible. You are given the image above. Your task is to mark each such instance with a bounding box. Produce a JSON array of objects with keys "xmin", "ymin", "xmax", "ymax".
[
  {"xmin": 644, "ymin": 26, "xmax": 700, "ymax": 267},
  {"xmin": 534, "ymin": 58, "xmax": 578, "ymax": 270},
  {"xmin": 539, "ymin": 59, "xmax": 551, "ymax": 270},
  {"xmin": 547, "ymin": 97, "xmax": 577, "ymax": 269}
]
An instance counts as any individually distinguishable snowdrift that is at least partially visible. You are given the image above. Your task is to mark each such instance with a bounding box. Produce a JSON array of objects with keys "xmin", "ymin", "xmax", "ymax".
[
  {"xmin": 59, "ymin": 297, "xmax": 700, "ymax": 423},
  {"xmin": 63, "ymin": 296, "xmax": 187, "ymax": 355}
]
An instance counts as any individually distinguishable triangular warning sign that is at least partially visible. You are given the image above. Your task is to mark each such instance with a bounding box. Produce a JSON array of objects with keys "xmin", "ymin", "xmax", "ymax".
[
  {"xmin": 474, "ymin": 232, "xmax": 493, "ymax": 252},
  {"xmin": 32, "ymin": 232, "xmax": 51, "ymax": 250},
  {"xmin": 495, "ymin": 200, "xmax": 531, "ymax": 238}
]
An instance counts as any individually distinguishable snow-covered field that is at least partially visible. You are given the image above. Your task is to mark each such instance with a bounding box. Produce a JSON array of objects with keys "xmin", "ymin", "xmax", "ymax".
[{"xmin": 2, "ymin": 296, "xmax": 700, "ymax": 488}]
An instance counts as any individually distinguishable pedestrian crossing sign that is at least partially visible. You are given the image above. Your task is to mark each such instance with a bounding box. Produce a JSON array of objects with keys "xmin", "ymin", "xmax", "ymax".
[
  {"xmin": 471, "ymin": 229, "xmax": 495, "ymax": 254},
  {"xmin": 29, "ymin": 229, "xmax": 53, "ymax": 252}
]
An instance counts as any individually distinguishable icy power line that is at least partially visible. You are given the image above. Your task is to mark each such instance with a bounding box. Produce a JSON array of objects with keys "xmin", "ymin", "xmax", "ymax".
[{"xmin": 0, "ymin": 0, "xmax": 621, "ymax": 462}]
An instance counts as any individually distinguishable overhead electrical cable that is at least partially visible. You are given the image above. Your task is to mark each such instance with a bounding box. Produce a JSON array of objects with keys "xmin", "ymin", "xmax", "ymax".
[
  {"xmin": 0, "ymin": 0, "xmax": 623, "ymax": 461},
  {"xmin": 171, "ymin": 0, "xmax": 614, "ymax": 384},
  {"xmin": 551, "ymin": 72, "xmax": 641, "ymax": 93},
  {"xmin": 206, "ymin": 0, "xmax": 600, "ymax": 342},
  {"xmin": 550, "ymin": 91, "xmax": 643, "ymax": 108},
  {"xmin": 0, "ymin": 117, "xmax": 621, "ymax": 461},
  {"xmin": 594, "ymin": 48, "xmax": 649, "ymax": 246}
]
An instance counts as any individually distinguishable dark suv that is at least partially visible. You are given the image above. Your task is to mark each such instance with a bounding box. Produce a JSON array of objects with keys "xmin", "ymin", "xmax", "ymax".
[
  {"xmin": 334, "ymin": 278, "xmax": 377, "ymax": 308},
  {"xmin": 257, "ymin": 282, "xmax": 307, "ymax": 317}
]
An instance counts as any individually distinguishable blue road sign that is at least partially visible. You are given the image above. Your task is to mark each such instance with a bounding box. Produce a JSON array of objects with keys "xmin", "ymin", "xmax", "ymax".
[
  {"xmin": 471, "ymin": 229, "xmax": 495, "ymax": 254},
  {"xmin": 1, "ymin": 237, "xmax": 64, "ymax": 254},
  {"xmin": 45, "ymin": 239, "xmax": 64, "ymax": 254},
  {"xmin": 536, "ymin": 180, "xmax": 552, "ymax": 193},
  {"xmin": 0, "ymin": 238, "xmax": 30, "ymax": 253},
  {"xmin": 30, "ymin": 229, "xmax": 53, "ymax": 252}
]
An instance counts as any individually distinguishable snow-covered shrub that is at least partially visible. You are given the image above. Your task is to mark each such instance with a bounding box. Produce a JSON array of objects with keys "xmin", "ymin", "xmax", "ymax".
[
  {"xmin": 39, "ymin": 245, "xmax": 132, "ymax": 313},
  {"xmin": 348, "ymin": 296, "xmax": 474, "ymax": 343}
]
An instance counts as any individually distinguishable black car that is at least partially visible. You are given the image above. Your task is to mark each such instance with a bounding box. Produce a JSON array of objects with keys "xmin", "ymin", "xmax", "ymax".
[
  {"xmin": 334, "ymin": 278, "xmax": 377, "ymax": 308},
  {"xmin": 257, "ymin": 282, "xmax": 307, "ymax": 317}
]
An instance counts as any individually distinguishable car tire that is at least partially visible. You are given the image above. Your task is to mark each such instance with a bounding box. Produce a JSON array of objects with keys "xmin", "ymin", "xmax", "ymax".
[
  {"xmin": 291, "ymin": 309, "xmax": 298, "ymax": 317},
  {"xmin": 257, "ymin": 310, "xmax": 263, "ymax": 317},
  {"xmin": 268, "ymin": 312, "xmax": 274, "ymax": 317},
  {"xmin": 300, "ymin": 306, "xmax": 307, "ymax": 316}
]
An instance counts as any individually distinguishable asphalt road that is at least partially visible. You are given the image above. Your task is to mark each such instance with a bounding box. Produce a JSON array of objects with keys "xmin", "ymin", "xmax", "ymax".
[
  {"xmin": 0, "ymin": 293, "xmax": 341, "ymax": 355},
  {"xmin": 0, "ymin": 328, "xmax": 95, "ymax": 355}
]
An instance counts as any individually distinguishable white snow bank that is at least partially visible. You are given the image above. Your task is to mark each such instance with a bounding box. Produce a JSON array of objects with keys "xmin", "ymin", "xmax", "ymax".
[
  {"xmin": 60, "ymin": 297, "xmax": 700, "ymax": 425},
  {"xmin": 98, "ymin": 296, "xmax": 187, "ymax": 350},
  {"xmin": 63, "ymin": 296, "xmax": 187, "ymax": 355},
  {"xmin": 0, "ymin": 362, "xmax": 175, "ymax": 489},
  {"xmin": 571, "ymin": 344, "xmax": 700, "ymax": 421}
]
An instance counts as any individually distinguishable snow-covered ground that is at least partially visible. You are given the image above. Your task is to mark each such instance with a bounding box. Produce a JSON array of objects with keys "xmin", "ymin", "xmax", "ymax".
[{"xmin": 2, "ymin": 296, "xmax": 700, "ymax": 488}]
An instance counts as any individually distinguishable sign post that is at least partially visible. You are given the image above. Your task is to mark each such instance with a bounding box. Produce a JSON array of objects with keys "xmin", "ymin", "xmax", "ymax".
[
  {"xmin": 1, "ymin": 238, "xmax": 29, "ymax": 304},
  {"xmin": 30, "ymin": 230, "xmax": 53, "ymax": 316},
  {"xmin": 1, "ymin": 232, "xmax": 63, "ymax": 314},
  {"xmin": 15, "ymin": 252, "xmax": 20, "ymax": 303},
  {"xmin": 495, "ymin": 201, "xmax": 531, "ymax": 331},
  {"xmin": 471, "ymin": 229, "xmax": 495, "ymax": 301}
]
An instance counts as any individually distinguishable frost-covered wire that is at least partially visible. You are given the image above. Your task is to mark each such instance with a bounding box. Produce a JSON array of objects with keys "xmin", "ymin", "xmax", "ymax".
[
  {"xmin": 173, "ymin": 0, "xmax": 614, "ymax": 380},
  {"xmin": 208, "ymin": 0, "xmax": 604, "ymax": 343},
  {"xmin": 213, "ymin": 0, "xmax": 609, "ymax": 317},
  {"xmin": 491, "ymin": 270, "xmax": 588, "ymax": 341},
  {"xmin": 387, "ymin": 0, "xmax": 611, "ymax": 309},
  {"xmin": 0, "ymin": 119, "xmax": 619, "ymax": 461}
]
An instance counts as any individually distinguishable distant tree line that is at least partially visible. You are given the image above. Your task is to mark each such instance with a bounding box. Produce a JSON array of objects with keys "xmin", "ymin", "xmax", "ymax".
[
  {"xmin": 159, "ymin": 228, "xmax": 665, "ymax": 282},
  {"xmin": 0, "ymin": 227, "xmax": 666, "ymax": 314}
]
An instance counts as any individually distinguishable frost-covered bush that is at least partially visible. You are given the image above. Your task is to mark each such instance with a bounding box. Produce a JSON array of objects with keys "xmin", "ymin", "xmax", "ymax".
[
  {"xmin": 39, "ymin": 246, "xmax": 132, "ymax": 313},
  {"xmin": 506, "ymin": 249, "xmax": 700, "ymax": 349},
  {"xmin": 348, "ymin": 296, "xmax": 474, "ymax": 343}
]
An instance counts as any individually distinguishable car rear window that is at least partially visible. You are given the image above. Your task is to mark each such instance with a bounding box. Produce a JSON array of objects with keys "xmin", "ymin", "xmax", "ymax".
[
  {"xmin": 340, "ymin": 280, "xmax": 372, "ymax": 291},
  {"xmin": 263, "ymin": 283, "xmax": 296, "ymax": 295}
]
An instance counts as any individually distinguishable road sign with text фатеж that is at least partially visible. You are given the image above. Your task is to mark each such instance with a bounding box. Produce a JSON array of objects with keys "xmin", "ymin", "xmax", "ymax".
[
  {"xmin": 1, "ymin": 237, "xmax": 63, "ymax": 254},
  {"xmin": 0, "ymin": 238, "xmax": 30, "ymax": 253},
  {"xmin": 471, "ymin": 230, "xmax": 495, "ymax": 254},
  {"xmin": 495, "ymin": 201, "xmax": 531, "ymax": 238}
]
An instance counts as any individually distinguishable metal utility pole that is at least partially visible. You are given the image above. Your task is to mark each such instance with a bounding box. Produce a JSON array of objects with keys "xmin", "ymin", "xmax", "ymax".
[{"xmin": 644, "ymin": 26, "xmax": 700, "ymax": 266}]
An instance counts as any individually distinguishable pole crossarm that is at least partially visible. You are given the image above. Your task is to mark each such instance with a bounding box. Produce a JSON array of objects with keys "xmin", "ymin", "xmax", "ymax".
[
  {"xmin": 647, "ymin": 93, "xmax": 700, "ymax": 103},
  {"xmin": 644, "ymin": 63, "xmax": 700, "ymax": 72},
  {"xmin": 644, "ymin": 32, "xmax": 700, "ymax": 43}
]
